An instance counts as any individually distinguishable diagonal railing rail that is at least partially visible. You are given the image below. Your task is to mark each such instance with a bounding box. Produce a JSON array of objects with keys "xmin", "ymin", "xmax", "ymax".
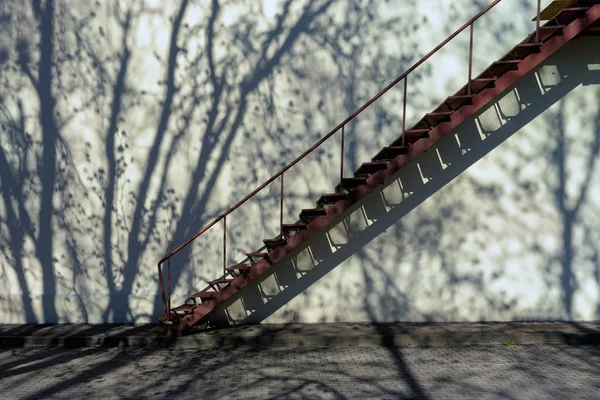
[{"xmin": 157, "ymin": 0, "xmax": 547, "ymax": 319}]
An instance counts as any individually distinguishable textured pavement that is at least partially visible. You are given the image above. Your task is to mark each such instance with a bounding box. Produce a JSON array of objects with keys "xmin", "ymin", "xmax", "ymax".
[{"xmin": 1, "ymin": 345, "xmax": 599, "ymax": 399}]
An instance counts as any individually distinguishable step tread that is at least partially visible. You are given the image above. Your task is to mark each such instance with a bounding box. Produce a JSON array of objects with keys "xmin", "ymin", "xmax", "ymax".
[
  {"xmin": 539, "ymin": 24, "xmax": 567, "ymax": 30},
  {"xmin": 506, "ymin": 42, "xmax": 542, "ymax": 60},
  {"xmin": 493, "ymin": 60, "xmax": 521, "ymax": 65},
  {"xmin": 282, "ymin": 223, "xmax": 307, "ymax": 231},
  {"xmin": 406, "ymin": 128, "xmax": 431, "ymax": 134},
  {"xmin": 171, "ymin": 304, "xmax": 196, "ymax": 312},
  {"xmin": 355, "ymin": 162, "xmax": 389, "ymax": 176},
  {"xmin": 448, "ymin": 94, "xmax": 476, "ymax": 99},
  {"xmin": 444, "ymin": 94, "xmax": 476, "ymax": 110},
  {"xmin": 372, "ymin": 146, "xmax": 410, "ymax": 161},
  {"xmin": 189, "ymin": 291, "xmax": 218, "ymax": 298},
  {"xmin": 246, "ymin": 252, "xmax": 268, "ymax": 257},
  {"xmin": 208, "ymin": 278, "xmax": 234, "ymax": 285},
  {"xmin": 299, "ymin": 208, "xmax": 327, "ymax": 222},
  {"xmin": 426, "ymin": 111, "xmax": 453, "ymax": 117},
  {"xmin": 246, "ymin": 252, "xmax": 269, "ymax": 264},
  {"xmin": 300, "ymin": 208, "xmax": 327, "ymax": 215},
  {"xmin": 317, "ymin": 193, "xmax": 348, "ymax": 204},
  {"xmin": 264, "ymin": 238, "xmax": 288, "ymax": 247},
  {"xmin": 340, "ymin": 177, "xmax": 368, "ymax": 184},
  {"xmin": 225, "ymin": 264, "xmax": 252, "ymax": 271},
  {"xmin": 422, "ymin": 111, "xmax": 453, "ymax": 127},
  {"xmin": 336, "ymin": 177, "xmax": 368, "ymax": 192},
  {"xmin": 515, "ymin": 43, "xmax": 543, "ymax": 48}
]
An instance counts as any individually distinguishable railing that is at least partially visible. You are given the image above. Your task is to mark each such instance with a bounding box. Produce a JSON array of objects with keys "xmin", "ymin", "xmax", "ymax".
[{"xmin": 158, "ymin": 0, "xmax": 546, "ymax": 319}]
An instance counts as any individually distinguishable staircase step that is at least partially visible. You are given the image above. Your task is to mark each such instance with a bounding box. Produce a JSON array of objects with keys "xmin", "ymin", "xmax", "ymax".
[
  {"xmin": 355, "ymin": 162, "xmax": 389, "ymax": 177},
  {"xmin": 554, "ymin": 7, "xmax": 590, "ymax": 25},
  {"xmin": 264, "ymin": 238, "xmax": 287, "ymax": 250},
  {"xmin": 445, "ymin": 94, "xmax": 475, "ymax": 110},
  {"xmin": 188, "ymin": 291, "xmax": 217, "ymax": 303},
  {"xmin": 158, "ymin": 315, "xmax": 174, "ymax": 323},
  {"xmin": 391, "ymin": 129, "xmax": 431, "ymax": 146},
  {"xmin": 246, "ymin": 252, "xmax": 269, "ymax": 263},
  {"xmin": 489, "ymin": 60, "xmax": 520, "ymax": 76},
  {"xmin": 299, "ymin": 208, "xmax": 327, "ymax": 222},
  {"xmin": 536, "ymin": 24, "xmax": 567, "ymax": 41},
  {"xmin": 540, "ymin": 24, "xmax": 567, "ymax": 29},
  {"xmin": 424, "ymin": 111, "xmax": 453, "ymax": 126},
  {"xmin": 521, "ymin": 25, "xmax": 566, "ymax": 45},
  {"xmin": 506, "ymin": 43, "xmax": 542, "ymax": 60},
  {"xmin": 468, "ymin": 77, "xmax": 497, "ymax": 93},
  {"xmin": 372, "ymin": 146, "xmax": 410, "ymax": 161},
  {"xmin": 208, "ymin": 278, "xmax": 234, "ymax": 290},
  {"xmin": 335, "ymin": 177, "xmax": 368, "ymax": 192},
  {"xmin": 282, "ymin": 223, "xmax": 307, "ymax": 237},
  {"xmin": 317, "ymin": 193, "xmax": 348, "ymax": 207},
  {"xmin": 171, "ymin": 304, "xmax": 196, "ymax": 315},
  {"xmin": 189, "ymin": 291, "xmax": 217, "ymax": 299},
  {"xmin": 225, "ymin": 264, "xmax": 252, "ymax": 272}
]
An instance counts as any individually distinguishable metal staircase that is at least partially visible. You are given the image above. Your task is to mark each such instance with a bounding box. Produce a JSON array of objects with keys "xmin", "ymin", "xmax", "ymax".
[{"xmin": 157, "ymin": 0, "xmax": 600, "ymax": 335}]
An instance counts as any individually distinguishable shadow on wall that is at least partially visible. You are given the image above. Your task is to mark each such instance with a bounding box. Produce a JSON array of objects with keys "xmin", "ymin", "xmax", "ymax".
[
  {"xmin": 203, "ymin": 37, "xmax": 600, "ymax": 327},
  {"xmin": 2, "ymin": 0, "xmax": 482, "ymax": 324}
]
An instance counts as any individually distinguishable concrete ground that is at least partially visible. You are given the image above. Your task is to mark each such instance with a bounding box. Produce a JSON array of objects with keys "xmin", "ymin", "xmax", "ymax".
[
  {"xmin": 1, "ymin": 345, "xmax": 599, "ymax": 399},
  {"xmin": 1, "ymin": 322, "xmax": 599, "ymax": 399}
]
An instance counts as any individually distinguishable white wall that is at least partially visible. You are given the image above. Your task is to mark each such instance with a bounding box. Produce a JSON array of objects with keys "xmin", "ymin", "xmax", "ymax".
[{"xmin": 2, "ymin": 0, "xmax": 593, "ymax": 324}]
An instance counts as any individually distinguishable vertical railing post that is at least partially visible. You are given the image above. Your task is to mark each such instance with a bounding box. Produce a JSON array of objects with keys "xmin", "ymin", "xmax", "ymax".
[
  {"xmin": 159, "ymin": 263, "xmax": 167, "ymax": 317},
  {"xmin": 223, "ymin": 216, "xmax": 226, "ymax": 275},
  {"xmin": 468, "ymin": 23, "xmax": 474, "ymax": 96},
  {"xmin": 401, "ymin": 76, "xmax": 407, "ymax": 146},
  {"xmin": 280, "ymin": 173, "xmax": 284, "ymax": 237},
  {"xmin": 535, "ymin": 0, "xmax": 541, "ymax": 43},
  {"xmin": 167, "ymin": 258, "xmax": 171, "ymax": 316},
  {"xmin": 340, "ymin": 125, "xmax": 345, "ymax": 192}
]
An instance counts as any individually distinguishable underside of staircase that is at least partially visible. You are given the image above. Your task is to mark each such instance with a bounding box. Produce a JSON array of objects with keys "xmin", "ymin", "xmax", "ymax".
[{"xmin": 158, "ymin": 1, "xmax": 600, "ymax": 336}]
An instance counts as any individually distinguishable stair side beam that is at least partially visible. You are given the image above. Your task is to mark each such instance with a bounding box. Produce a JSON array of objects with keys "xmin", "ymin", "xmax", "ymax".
[
  {"xmin": 280, "ymin": 173, "xmax": 284, "ymax": 237},
  {"xmin": 223, "ymin": 215, "xmax": 226, "ymax": 276},
  {"xmin": 339, "ymin": 125, "xmax": 345, "ymax": 193}
]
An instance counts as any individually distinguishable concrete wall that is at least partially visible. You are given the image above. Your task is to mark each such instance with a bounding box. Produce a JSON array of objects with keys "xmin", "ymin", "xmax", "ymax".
[{"xmin": 1, "ymin": 0, "xmax": 597, "ymax": 324}]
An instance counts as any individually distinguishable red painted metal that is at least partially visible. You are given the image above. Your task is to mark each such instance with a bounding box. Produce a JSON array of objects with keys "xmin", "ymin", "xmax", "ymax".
[
  {"xmin": 167, "ymin": 258, "xmax": 171, "ymax": 316},
  {"xmin": 223, "ymin": 215, "xmax": 226, "ymax": 274},
  {"xmin": 158, "ymin": 264, "xmax": 167, "ymax": 316},
  {"xmin": 402, "ymin": 77, "xmax": 407, "ymax": 146},
  {"xmin": 280, "ymin": 174, "xmax": 284, "ymax": 236},
  {"xmin": 158, "ymin": 0, "xmax": 600, "ymax": 332},
  {"xmin": 340, "ymin": 125, "xmax": 345, "ymax": 192}
]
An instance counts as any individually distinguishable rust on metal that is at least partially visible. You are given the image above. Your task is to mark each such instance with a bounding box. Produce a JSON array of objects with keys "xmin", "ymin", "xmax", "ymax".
[
  {"xmin": 223, "ymin": 215, "xmax": 226, "ymax": 274},
  {"xmin": 280, "ymin": 174, "xmax": 284, "ymax": 236},
  {"xmin": 340, "ymin": 125, "xmax": 345, "ymax": 193},
  {"xmin": 401, "ymin": 77, "xmax": 407, "ymax": 146}
]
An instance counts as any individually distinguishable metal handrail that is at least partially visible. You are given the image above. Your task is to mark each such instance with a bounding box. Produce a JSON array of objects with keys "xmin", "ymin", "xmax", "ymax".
[{"xmin": 158, "ymin": 0, "xmax": 545, "ymax": 319}]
